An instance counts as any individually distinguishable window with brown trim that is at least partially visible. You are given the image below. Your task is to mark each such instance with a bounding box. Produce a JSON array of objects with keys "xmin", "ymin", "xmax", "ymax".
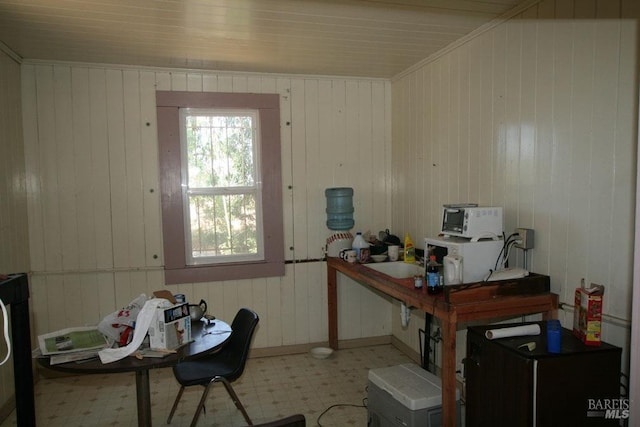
[{"xmin": 156, "ymin": 91, "xmax": 284, "ymax": 284}]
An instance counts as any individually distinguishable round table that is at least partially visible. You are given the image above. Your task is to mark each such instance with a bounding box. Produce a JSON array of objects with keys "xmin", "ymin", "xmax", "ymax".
[{"xmin": 38, "ymin": 320, "xmax": 231, "ymax": 427}]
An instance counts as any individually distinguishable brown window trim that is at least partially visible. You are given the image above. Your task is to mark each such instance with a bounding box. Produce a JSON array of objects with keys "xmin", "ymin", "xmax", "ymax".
[{"xmin": 156, "ymin": 91, "xmax": 284, "ymax": 284}]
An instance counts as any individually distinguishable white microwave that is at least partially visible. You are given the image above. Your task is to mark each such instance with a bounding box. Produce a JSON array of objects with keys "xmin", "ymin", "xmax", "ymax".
[
  {"xmin": 441, "ymin": 205, "xmax": 503, "ymax": 239},
  {"xmin": 425, "ymin": 235, "xmax": 503, "ymax": 284}
]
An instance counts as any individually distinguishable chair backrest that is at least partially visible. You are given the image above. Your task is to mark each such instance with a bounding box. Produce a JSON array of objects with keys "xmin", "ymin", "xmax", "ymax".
[
  {"xmin": 224, "ymin": 308, "xmax": 260, "ymax": 380},
  {"xmin": 251, "ymin": 414, "xmax": 306, "ymax": 427}
]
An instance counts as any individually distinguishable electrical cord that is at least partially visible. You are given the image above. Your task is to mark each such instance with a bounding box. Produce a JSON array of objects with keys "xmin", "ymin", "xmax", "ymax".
[
  {"xmin": 493, "ymin": 232, "xmax": 519, "ymax": 271},
  {"xmin": 493, "ymin": 232, "xmax": 508, "ymax": 270},
  {"xmin": 501, "ymin": 239, "xmax": 518, "ymax": 268},
  {"xmin": 317, "ymin": 395, "xmax": 368, "ymax": 426},
  {"xmin": 0, "ymin": 298, "xmax": 10, "ymax": 366},
  {"xmin": 485, "ymin": 232, "xmax": 519, "ymax": 282}
]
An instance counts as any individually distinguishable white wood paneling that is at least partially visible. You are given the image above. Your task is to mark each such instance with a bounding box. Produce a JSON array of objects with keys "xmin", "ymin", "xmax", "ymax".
[
  {"xmin": 0, "ymin": 52, "xmax": 28, "ymax": 273},
  {"xmin": 611, "ymin": 13, "xmax": 638, "ymax": 322},
  {"xmin": 0, "ymin": 48, "xmax": 25, "ymax": 417},
  {"xmin": 21, "ymin": 63, "xmax": 393, "ymax": 349},
  {"xmin": 277, "ymin": 77, "xmax": 295, "ymax": 263},
  {"xmin": 391, "ymin": 1, "xmax": 639, "ymax": 371}
]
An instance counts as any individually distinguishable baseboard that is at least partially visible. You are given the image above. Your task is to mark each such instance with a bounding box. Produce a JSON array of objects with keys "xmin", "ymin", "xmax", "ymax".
[
  {"xmin": 38, "ymin": 335, "xmax": 401, "ymax": 375},
  {"xmin": 37, "ymin": 336, "xmax": 402, "ymax": 381},
  {"xmin": 250, "ymin": 335, "xmax": 393, "ymax": 358},
  {"xmin": 390, "ymin": 335, "xmax": 423, "ymax": 366},
  {"xmin": 0, "ymin": 395, "xmax": 15, "ymax": 425},
  {"xmin": 336, "ymin": 335, "xmax": 392, "ymax": 349}
]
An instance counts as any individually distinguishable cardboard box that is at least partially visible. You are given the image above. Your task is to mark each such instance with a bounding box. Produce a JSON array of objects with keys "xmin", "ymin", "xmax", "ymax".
[
  {"xmin": 148, "ymin": 302, "xmax": 191, "ymax": 350},
  {"xmin": 573, "ymin": 280, "xmax": 604, "ymax": 346}
]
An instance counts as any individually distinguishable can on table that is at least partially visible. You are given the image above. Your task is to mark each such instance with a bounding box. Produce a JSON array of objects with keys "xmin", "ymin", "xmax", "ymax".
[{"xmin": 174, "ymin": 294, "xmax": 186, "ymax": 304}]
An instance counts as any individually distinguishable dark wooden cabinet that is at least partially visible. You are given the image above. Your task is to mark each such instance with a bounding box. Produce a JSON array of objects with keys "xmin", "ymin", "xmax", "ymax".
[{"xmin": 465, "ymin": 322, "xmax": 622, "ymax": 427}]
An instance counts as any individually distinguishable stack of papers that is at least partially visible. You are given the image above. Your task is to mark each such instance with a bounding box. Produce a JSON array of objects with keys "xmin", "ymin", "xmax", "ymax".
[{"xmin": 37, "ymin": 327, "xmax": 109, "ymax": 365}]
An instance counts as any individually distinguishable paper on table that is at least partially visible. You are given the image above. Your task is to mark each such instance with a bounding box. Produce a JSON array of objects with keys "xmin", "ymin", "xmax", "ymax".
[
  {"xmin": 98, "ymin": 298, "xmax": 170, "ymax": 364},
  {"xmin": 485, "ymin": 324, "xmax": 541, "ymax": 340},
  {"xmin": 38, "ymin": 327, "xmax": 108, "ymax": 355}
]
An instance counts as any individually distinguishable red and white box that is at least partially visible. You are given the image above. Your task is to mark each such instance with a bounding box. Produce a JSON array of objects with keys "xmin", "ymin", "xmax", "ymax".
[{"xmin": 573, "ymin": 281, "xmax": 604, "ymax": 346}]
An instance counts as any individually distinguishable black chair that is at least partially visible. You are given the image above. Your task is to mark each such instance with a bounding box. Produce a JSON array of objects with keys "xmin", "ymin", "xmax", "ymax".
[
  {"xmin": 167, "ymin": 308, "xmax": 260, "ymax": 426},
  {"xmin": 250, "ymin": 414, "xmax": 306, "ymax": 427}
]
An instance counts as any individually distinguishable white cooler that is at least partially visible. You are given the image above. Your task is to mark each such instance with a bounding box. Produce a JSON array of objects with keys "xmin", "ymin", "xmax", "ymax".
[{"xmin": 367, "ymin": 363, "xmax": 461, "ymax": 427}]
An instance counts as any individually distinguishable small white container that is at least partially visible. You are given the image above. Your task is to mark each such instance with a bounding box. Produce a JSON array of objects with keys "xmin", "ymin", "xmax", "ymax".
[
  {"xmin": 352, "ymin": 232, "xmax": 370, "ymax": 263},
  {"xmin": 388, "ymin": 245, "xmax": 400, "ymax": 261},
  {"xmin": 310, "ymin": 347, "xmax": 333, "ymax": 359}
]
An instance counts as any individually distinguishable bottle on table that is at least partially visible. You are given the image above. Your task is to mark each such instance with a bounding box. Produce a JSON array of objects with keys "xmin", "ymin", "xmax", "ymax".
[
  {"xmin": 403, "ymin": 232, "xmax": 415, "ymax": 263},
  {"xmin": 352, "ymin": 232, "xmax": 370, "ymax": 263},
  {"xmin": 426, "ymin": 255, "xmax": 442, "ymax": 295}
]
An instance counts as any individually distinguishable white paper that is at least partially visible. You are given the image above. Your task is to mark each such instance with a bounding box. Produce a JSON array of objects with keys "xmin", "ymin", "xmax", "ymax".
[
  {"xmin": 49, "ymin": 350, "xmax": 99, "ymax": 365},
  {"xmin": 38, "ymin": 326, "xmax": 109, "ymax": 355},
  {"xmin": 485, "ymin": 324, "xmax": 541, "ymax": 340},
  {"xmin": 98, "ymin": 298, "xmax": 171, "ymax": 364}
]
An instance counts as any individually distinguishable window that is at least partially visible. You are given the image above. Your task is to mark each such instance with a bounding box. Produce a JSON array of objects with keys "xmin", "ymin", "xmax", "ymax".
[
  {"xmin": 181, "ymin": 109, "xmax": 263, "ymax": 264},
  {"xmin": 157, "ymin": 92, "xmax": 284, "ymax": 284}
]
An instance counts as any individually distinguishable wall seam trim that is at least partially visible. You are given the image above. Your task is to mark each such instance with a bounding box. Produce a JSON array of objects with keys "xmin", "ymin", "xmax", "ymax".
[
  {"xmin": 0, "ymin": 41, "xmax": 22, "ymax": 65},
  {"xmin": 20, "ymin": 59, "xmax": 390, "ymax": 83},
  {"xmin": 391, "ymin": 0, "xmax": 542, "ymax": 82}
]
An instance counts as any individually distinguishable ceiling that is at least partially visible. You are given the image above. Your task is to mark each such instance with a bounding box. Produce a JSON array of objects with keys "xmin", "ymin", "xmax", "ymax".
[{"xmin": 0, "ymin": 0, "xmax": 530, "ymax": 78}]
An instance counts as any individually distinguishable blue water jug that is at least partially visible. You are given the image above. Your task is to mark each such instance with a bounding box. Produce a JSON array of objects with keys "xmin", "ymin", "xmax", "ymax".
[{"xmin": 325, "ymin": 187, "xmax": 354, "ymax": 230}]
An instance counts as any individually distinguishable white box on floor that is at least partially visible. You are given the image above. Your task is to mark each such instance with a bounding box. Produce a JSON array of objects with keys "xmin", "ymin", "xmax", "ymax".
[{"xmin": 367, "ymin": 363, "xmax": 461, "ymax": 427}]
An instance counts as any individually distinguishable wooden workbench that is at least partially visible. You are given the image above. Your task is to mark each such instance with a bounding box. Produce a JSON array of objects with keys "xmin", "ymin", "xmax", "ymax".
[{"xmin": 326, "ymin": 257, "xmax": 558, "ymax": 427}]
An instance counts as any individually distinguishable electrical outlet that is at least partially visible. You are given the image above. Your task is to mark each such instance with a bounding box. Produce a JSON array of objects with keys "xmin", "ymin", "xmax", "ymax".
[{"xmin": 515, "ymin": 228, "xmax": 534, "ymax": 249}]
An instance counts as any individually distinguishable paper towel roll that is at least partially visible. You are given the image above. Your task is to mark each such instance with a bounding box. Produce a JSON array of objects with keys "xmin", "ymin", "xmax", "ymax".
[{"xmin": 485, "ymin": 324, "xmax": 541, "ymax": 340}]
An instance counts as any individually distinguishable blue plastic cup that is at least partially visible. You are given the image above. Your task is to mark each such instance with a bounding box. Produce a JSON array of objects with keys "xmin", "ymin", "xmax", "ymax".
[{"xmin": 547, "ymin": 319, "xmax": 562, "ymax": 353}]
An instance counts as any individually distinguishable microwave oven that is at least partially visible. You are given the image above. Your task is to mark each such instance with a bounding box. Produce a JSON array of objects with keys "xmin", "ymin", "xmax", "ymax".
[
  {"xmin": 441, "ymin": 206, "xmax": 503, "ymax": 239},
  {"xmin": 425, "ymin": 235, "xmax": 503, "ymax": 284}
]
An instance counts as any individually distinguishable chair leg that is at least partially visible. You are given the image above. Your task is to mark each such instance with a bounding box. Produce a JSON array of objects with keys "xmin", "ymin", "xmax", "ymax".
[
  {"xmin": 217, "ymin": 376, "xmax": 253, "ymax": 425},
  {"xmin": 190, "ymin": 383, "xmax": 213, "ymax": 427},
  {"xmin": 167, "ymin": 385, "xmax": 185, "ymax": 424}
]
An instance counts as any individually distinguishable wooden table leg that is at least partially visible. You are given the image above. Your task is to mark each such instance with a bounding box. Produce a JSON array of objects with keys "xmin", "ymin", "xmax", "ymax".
[
  {"xmin": 135, "ymin": 369, "xmax": 152, "ymax": 426},
  {"xmin": 441, "ymin": 316, "xmax": 457, "ymax": 427},
  {"xmin": 327, "ymin": 261, "xmax": 338, "ymax": 350}
]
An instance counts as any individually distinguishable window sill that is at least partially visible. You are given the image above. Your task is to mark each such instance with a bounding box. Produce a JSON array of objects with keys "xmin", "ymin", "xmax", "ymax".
[{"xmin": 165, "ymin": 260, "xmax": 285, "ymax": 285}]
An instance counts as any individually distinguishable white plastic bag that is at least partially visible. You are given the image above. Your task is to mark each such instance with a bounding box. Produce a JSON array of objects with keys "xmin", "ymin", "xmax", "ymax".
[
  {"xmin": 97, "ymin": 294, "xmax": 148, "ymax": 345},
  {"xmin": 98, "ymin": 298, "xmax": 170, "ymax": 364}
]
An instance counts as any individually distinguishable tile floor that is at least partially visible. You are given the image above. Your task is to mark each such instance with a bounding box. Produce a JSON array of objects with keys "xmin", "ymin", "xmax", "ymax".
[{"xmin": 0, "ymin": 344, "xmax": 421, "ymax": 426}]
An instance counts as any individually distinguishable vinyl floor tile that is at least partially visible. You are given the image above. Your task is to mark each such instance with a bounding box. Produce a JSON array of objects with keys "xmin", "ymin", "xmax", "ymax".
[{"xmin": 0, "ymin": 344, "xmax": 420, "ymax": 426}]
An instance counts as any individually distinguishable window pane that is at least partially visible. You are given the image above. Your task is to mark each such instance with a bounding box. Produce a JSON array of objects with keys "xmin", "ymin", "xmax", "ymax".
[
  {"xmin": 189, "ymin": 193, "xmax": 258, "ymax": 258},
  {"xmin": 185, "ymin": 114, "xmax": 255, "ymax": 189}
]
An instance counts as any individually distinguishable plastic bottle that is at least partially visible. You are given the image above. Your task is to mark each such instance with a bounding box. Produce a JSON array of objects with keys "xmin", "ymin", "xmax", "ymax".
[
  {"xmin": 413, "ymin": 275, "xmax": 423, "ymax": 289},
  {"xmin": 403, "ymin": 233, "xmax": 415, "ymax": 263},
  {"xmin": 427, "ymin": 255, "xmax": 442, "ymax": 294},
  {"xmin": 352, "ymin": 232, "xmax": 370, "ymax": 263}
]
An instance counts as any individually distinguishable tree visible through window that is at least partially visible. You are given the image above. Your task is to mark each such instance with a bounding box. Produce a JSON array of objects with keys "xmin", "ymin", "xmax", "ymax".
[
  {"xmin": 182, "ymin": 110, "xmax": 263, "ymax": 264},
  {"xmin": 157, "ymin": 91, "xmax": 284, "ymax": 285}
]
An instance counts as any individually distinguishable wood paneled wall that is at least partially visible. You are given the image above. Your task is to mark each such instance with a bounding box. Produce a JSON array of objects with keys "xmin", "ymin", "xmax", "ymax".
[
  {"xmin": 0, "ymin": 47, "xmax": 26, "ymax": 420},
  {"xmin": 391, "ymin": 0, "xmax": 639, "ymax": 371},
  {"xmin": 21, "ymin": 65, "xmax": 393, "ymax": 348},
  {"xmin": 0, "ymin": 50, "xmax": 29, "ymax": 273}
]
